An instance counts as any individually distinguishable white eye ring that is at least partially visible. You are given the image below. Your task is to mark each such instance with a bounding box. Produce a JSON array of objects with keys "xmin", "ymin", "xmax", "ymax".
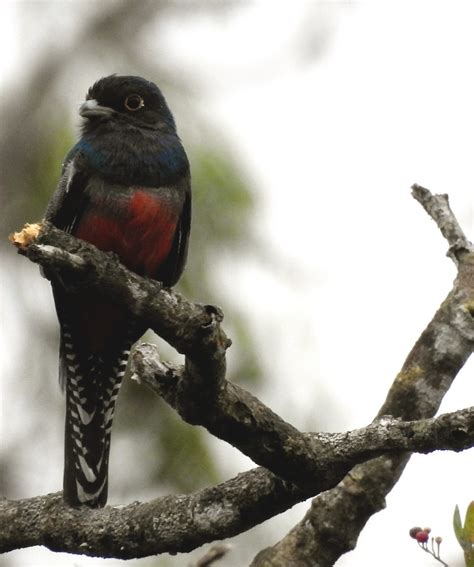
[{"xmin": 124, "ymin": 94, "xmax": 144, "ymax": 111}]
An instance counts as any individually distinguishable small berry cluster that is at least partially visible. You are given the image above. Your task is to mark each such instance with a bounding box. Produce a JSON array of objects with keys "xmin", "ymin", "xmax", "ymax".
[{"xmin": 409, "ymin": 526, "xmax": 447, "ymax": 566}]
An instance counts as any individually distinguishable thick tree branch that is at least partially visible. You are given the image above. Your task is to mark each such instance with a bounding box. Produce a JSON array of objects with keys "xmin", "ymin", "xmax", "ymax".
[
  {"xmin": 10, "ymin": 222, "xmax": 231, "ymax": 363},
  {"xmin": 251, "ymin": 186, "xmax": 474, "ymax": 567},
  {"xmin": 1, "ymin": 407, "xmax": 472, "ymax": 557},
  {"xmin": 0, "ymin": 470, "xmax": 307, "ymax": 559}
]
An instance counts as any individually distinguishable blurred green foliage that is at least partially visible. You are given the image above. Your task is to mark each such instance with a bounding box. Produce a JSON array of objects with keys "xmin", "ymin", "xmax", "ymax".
[{"xmin": 30, "ymin": 122, "xmax": 75, "ymax": 221}]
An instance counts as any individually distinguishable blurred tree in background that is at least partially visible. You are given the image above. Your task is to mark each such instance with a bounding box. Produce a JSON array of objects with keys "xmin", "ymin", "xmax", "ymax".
[{"xmin": 0, "ymin": 0, "xmax": 261, "ymax": 506}]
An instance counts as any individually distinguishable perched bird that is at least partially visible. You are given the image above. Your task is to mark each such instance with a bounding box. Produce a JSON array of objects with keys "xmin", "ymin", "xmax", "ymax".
[{"xmin": 45, "ymin": 75, "xmax": 191, "ymax": 507}]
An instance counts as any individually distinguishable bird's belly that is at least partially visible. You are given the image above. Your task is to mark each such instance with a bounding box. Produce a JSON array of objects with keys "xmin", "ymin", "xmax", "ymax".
[{"xmin": 74, "ymin": 189, "xmax": 179, "ymax": 278}]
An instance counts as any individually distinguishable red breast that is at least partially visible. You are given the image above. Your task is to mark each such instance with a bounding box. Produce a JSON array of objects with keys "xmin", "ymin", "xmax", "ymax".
[{"xmin": 74, "ymin": 189, "xmax": 179, "ymax": 277}]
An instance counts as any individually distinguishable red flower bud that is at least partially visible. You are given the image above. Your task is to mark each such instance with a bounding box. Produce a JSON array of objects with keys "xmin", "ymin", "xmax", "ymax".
[{"xmin": 416, "ymin": 531, "xmax": 429, "ymax": 543}]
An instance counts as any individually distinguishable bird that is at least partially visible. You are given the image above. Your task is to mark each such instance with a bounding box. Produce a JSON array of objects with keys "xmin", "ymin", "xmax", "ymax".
[{"xmin": 44, "ymin": 75, "xmax": 191, "ymax": 507}]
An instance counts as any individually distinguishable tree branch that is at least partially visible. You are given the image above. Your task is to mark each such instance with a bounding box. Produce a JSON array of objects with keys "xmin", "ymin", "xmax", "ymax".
[
  {"xmin": 1, "ymin": 402, "xmax": 472, "ymax": 557},
  {"xmin": 411, "ymin": 183, "xmax": 473, "ymax": 264},
  {"xmin": 0, "ymin": 470, "xmax": 307, "ymax": 558},
  {"xmin": 10, "ymin": 222, "xmax": 231, "ymax": 362},
  {"xmin": 132, "ymin": 344, "xmax": 474, "ymax": 483},
  {"xmin": 192, "ymin": 543, "xmax": 233, "ymax": 567},
  {"xmin": 251, "ymin": 185, "xmax": 474, "ymax": 567}
]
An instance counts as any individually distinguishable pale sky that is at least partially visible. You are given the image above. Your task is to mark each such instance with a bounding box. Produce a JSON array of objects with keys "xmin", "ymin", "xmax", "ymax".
[{"xmin": 1, "ymin": 2, "xmax": 473, "ymax": 566}]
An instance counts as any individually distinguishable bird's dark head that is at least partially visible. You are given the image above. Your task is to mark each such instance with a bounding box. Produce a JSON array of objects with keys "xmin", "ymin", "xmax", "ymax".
[{"xmin": 79, "ymin": 75, "xmax": 176, "ymax": 133}]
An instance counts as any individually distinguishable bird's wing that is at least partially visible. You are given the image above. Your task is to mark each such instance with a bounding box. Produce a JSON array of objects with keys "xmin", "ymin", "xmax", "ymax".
[
  {"xmin": 156, "ymin": 172, "xmax": 192, "ymax": 287},
  {"xmin": 44, "ymin": 148, "xmax": 91, "ymax": 234}
]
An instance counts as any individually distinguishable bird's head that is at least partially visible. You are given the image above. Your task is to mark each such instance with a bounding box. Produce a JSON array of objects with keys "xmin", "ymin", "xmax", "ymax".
[{"xmin": 79, "ymin": 75, "xmax": 176, "ymax": 133}]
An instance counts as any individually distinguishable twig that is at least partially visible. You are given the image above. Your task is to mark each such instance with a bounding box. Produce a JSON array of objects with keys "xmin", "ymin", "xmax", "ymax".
[
  {"xmin": 418, "ymin": 540, "xmax": 449, "ymax": 566},
  {"xmin": 191, "ymin": 543, "xmax": 233, "ymax": 567},
  {"xmin": 411, "ymin": 183, "xmax": 473, "ymax": 264}
]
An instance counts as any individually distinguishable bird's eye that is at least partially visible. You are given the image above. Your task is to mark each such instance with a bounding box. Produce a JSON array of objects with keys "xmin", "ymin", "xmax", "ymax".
[{"xmin": 124, "ymin": 94, "xmax": 144, "ymax": 111}]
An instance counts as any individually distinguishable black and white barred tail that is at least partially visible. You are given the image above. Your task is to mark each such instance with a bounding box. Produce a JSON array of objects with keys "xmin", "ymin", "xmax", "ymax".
[{"xmin": 61, "ymin": 325, "xmax": 132, "ymax": 508}]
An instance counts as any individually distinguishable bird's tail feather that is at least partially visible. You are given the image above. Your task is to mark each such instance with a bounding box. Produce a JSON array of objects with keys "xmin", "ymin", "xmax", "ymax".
[{"xmin": 61, "ymin": 326, "xmax": 132, "ymax": 508}]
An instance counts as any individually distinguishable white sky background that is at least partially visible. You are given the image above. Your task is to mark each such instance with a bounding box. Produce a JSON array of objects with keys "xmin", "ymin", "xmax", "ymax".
[{"xmin": 1, "ymin": 1, "xmax": 473, "ymax": 566}]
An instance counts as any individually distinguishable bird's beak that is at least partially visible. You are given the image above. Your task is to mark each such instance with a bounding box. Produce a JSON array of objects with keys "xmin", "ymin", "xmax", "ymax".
[{"xmin": 79, "ymin": 99, "xmax": 114, "ymax": 118}]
